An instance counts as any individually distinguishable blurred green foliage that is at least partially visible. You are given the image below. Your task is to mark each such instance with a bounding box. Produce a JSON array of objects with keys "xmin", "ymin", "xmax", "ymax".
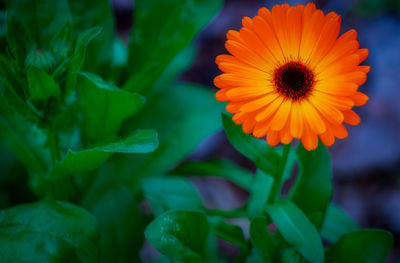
[{"xmin": 0, "ymin": 0, "xmax": 394, "ymax": 262}]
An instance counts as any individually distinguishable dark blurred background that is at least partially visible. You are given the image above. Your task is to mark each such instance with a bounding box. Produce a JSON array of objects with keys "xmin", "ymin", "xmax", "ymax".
[{"xmin": 120, "ymin": 0, "xmax": 400, "ymax": 261}]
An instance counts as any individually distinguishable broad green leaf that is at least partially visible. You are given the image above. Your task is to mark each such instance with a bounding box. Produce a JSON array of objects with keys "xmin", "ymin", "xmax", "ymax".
[
  {"xmin": 248, "ymin": 170, "xmax": 274, "ymax": 217},
  {"xmin": 222, "ymin": 114, "xmax": 280, "ymax": 176},
  {"xmin": 68, "ymin": 0, "xmax": 114, "ymax": 73},
  {"xmin": 65, "ymin": 27, "xmax": 101, "ymax": 95},
  {"xmin": 290, "ymin": 143, "xmax": 332, "ymax": 228},
  {"xmin": 325, "ymin": 229, "xmax": 393, "ymax": 263},
  {"xmin": 0, "ymin": 199, "xmax": 99, "ymax": 263},
  {"xmin": 6, "ymin": 0, "xmax": 71, "ymax": 46},
  {"xmin": 281, "ymin": 249, "xmax": 302, "ymax": 263},
  {"xmin": 321, "ymin": 204, "xmax": 359, "ymax": 244},
  {"xmin": 0, "ymin": 95, "xmax": 50, "ymax": 175},
  {"xmin": 31, "ymin": 129, "xmax": 158, "ymax": 199},
  {"xmin": 82, "ymin": 171, "xmax": 146, "ymax": 263},
  {"xmin": 27, "ymin": 65, "xmax": 61, "ymax": 104},
  {"xmin": 266, "ymin": 200, "xmax": 324, "ymax": 263},
  {"xmin": 250, "ymin": 216, "xmax": 280, "ymax": 262},
  {"xmin": 6, "ymin": 11, "xmax": 30, "ymax": 68},
  {"xmin": 170, "ymin": 159, "xmax": 254, "ymax": 190},
  {"xmin": 208, "ymin": 216, "xmax": 250, "ymax": 255},
  {"xmin": 145, "ymin": 210, "xmax": 210, "ymax": 263},
  {"xmin": 50, "ymin": 21, "xmax": 72, "ymax": 63},
  {"xmin": 77, "ymin": 71, "xmax": 144, "ymax": 142},
  {"xmin": 142, "ymin": 177, "xmax": 203, "ymax": 216},
  {"xmin": 120, "ymin": 83, "xmax": 223, "ymax": 178},
  {"xmin": 124, "ymin": 0, "xmax": 222, "ymax": 95}
]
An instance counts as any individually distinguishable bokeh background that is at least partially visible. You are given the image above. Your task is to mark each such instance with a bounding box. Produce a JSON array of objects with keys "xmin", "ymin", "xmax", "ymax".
[{"xmin": 113, "ymin": 0, "xmax": 400, "ymax": 260}]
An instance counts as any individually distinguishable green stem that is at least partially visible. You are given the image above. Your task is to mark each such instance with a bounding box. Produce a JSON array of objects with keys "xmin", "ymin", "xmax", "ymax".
[{"xmin": 268, "ymin": 143, "xmax": 291, "ymax": 203}]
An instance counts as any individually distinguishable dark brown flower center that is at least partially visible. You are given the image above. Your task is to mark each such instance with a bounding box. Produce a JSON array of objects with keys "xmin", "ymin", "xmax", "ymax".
[{"xmin": 273, "ymin": 61, "xmax": 314, "ymax": 100}]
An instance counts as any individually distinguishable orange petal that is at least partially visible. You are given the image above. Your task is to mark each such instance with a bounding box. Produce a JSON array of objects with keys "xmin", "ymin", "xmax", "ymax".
[
  {"xmin": 319, "ymin": 128, "xmax": 335, "ymax": 146},
  {"xmin": 343, "ymin": 110, "xmax": 361, "ymax": 125},
  {"xmin": 271, "ymin": 99, "xmax": 292, "ymax": 131},
  {"xmin": 290, "ymin": 102, "xmax": 304, "ymax": 138},
  {"xmin": 308, "ymin": 93, "xmax": 344, "ymax": 124},
  {"xmin": 255, "ymin": 95, "xmax": 284, "ymax": 122},
  {"xmin": 215, "ymin": 88, "xmax": 230, "ymax": 102},
  {"xmin": 241, "ymin": 93, "xmax": 279, "ymax": 112},
  {"xmin": 302, "ymin": 100, "xmax": 327, "ymax": 134},
  {"xmin": 279, "ymin": 118, "xmax": 293, "ymax": 144},
  {"xmin": 267, "ymin": 130, "xmax": 280, "ymax": 146},
  {"xmin": 351, "ymin": 91, "xmax": 369, "ymax": 106},
  {"xmin": 301, "ymin": 125, "xmax": 319, "ymax": 150}
]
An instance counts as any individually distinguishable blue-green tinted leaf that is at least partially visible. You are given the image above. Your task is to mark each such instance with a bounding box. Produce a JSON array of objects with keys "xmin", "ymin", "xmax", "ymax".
[
  {"xmin": 27, "ymin": 65, "xmax": 61, "ymax": 104},
  {"xmin": 68, "ymin": 0, "xmax": 114, "ymax": 73},
  {"xmin": 58, "ymin": 129, "xmax": 158, "ymax": 173},
  {"xmin": 222, "ymin": 114, "xmax": 280, "ymax": 176},
  {"xmin": 290, "ymin": 143, "xmax": 332, "ymax": 228},
  {"xmin": 209, "ymin": 216, "xmax": 250, "ymax": 255},
  {"xmin": 250, "ymin": 216, "xmax": 280, "ymax": 262},
  {"xmin": 66, "ymin": 27, "xmax": 101, "ymax": 94},
  {"xmin": 248, "ymin": 170, "xmax": 274, "ymax": 217},
  {"xmin": 0, "ymin": 96, "xmax": 49, "ymax": 175},
  {"xmin": 0, "ymin": 199, "xmax": 99, "ymax": 263},
  {"xmin": 325, "ymin": 229, "xmax": 393, "ymax": 263},
  {"xmin": 6, "ymin": 0, "xmax": 71, "ymax": 46},
  {"xmin": 170, "ymin": 159, "xmax": 254, "ymax": 190},
  {"xmin": 145, "ymin": 210, "xmax": 210, "ymax": 263},
  {"xmin": 50, "ymin": 21, "xmax": 72, "ymax": 62},
  {"xmin": 82, "ymin": 172, "xmax": 145, "ymax": 263},
  {"xmin": 6, "ymin": 11, "xmax": 30, "ymax": 68},
  {"xmin": 31, "ymin": 129, "xmax": 158, "ymax": 199},
  {"xmin": 121, "ymin": 83, "xmax": 223, "ymax": 178},
  {"xmin": 77, "ymin": 71, "xmax": 144, "ymax": 142},
  {"xmin": 266, "ymin": 200, "xmax": 324, "ymax": 263},
  {"xmin": 281, "ymin": 248, "xmax": 303, "ymax": 263},
  {"xmin": 124, "ymin": 0, "xmax": 222, "ymax": 94},
  {"xmin": 142, "ymin": 177, "xmax": 203, "ymax": 216},
  {"xmin": 321, "ymin": 204, "xmax": 359, "ymax": 244}
]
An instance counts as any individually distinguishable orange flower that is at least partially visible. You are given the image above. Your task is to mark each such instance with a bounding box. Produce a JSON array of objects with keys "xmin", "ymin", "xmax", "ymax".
[{"xmin": 214, "ymin": 3, "xmax": 369, "ymax": 150}]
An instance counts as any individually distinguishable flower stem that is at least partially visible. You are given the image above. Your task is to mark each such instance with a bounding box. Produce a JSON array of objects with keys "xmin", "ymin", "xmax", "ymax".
[{"xmin": 268, "ymin": 143, "xmax": 291, "ymax": 203}]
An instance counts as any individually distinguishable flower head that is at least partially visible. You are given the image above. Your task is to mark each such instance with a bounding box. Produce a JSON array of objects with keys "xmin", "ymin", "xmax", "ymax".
[{"xmin": 214, "ymin": 3, "xmax": 369, "ymax": 150}]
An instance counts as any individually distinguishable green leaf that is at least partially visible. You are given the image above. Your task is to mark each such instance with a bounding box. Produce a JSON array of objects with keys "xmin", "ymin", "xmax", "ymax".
[
  {"xmin": 321, "ymin": 204, "xmax": 359, "ymax": 244},
  {"xmin": 50, "ymin": 21, "xmax": 72, "ymax": 62},
  {"xmin": 281, "ymin": 249, "xmax": 303, "ymax": 263},
  {"xmin": 121, "ymin": 83, "xmax": 223, "ymax": 178},
  {"xmin": 27, "ymin": 65, "xmax": 61, "ymax": 104},
  {"xmin": 145, "ymin": 210, "xmax": 210, "ymax": 263},
  {"xmin": 142, "ymin": 177, "xmax": 203, "ymax": 216},
  {"xmin": 266, "ymin": 200, "xmax": 324, "ymax": 263},
  {"xmin": 222, "ymin": 114, "xmax": 280, "ymax": 176},
  {"xmin": 6, "ymin": 0, "xmax": 71, "ymax": 46},
  {"xmin": 290, "ymin": 143, "xmax": 332, "ymax": 228},
  {"xmin": 250, "ymin": 216, "xmax": 280, "ymax": 262},
  {"xmin": 248, "ymin": 170, "xmax": 274, "ymax": 217},
  {"xmin": 82, "ymin": 171, "xmax": 146, "ymax": 263},
  {"xmin": 0, "ymin": 199, "xmax": 99, "ymax": 262},
  {"xmin": 325, "ymin": 229, "xmax": 393, "ymax": 263},
  {"xmin": 170, "ymin": 159, "xmax": 254, "ymax": 190},
  {"xmin": 68, "ymin": 0, "xmax": 114, "ymax": 73},
  {"xmin": 6, "ymin": 11, "xmax": 31, "ymax": 68},
  {"xmin": 124, "ymin": 0, "xmax": 222, "ymax": 94},
  {"xmin": 77, "ymin": 71, "xmax": 144, "ymax": 142},
  {"xmin": 0, "ymin": 96, "xmax": 50, "ymax": 175},
  {"xmin": 31, "ymin": 129, "xmax": 158, "ymax": 199},
  {"xmin": 65, "ymin": 27, "xmax": 101, "ymax": 95},
  {"xmin": 208, "ymin": 216, "xmax": 250, "ymax": 255}
]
